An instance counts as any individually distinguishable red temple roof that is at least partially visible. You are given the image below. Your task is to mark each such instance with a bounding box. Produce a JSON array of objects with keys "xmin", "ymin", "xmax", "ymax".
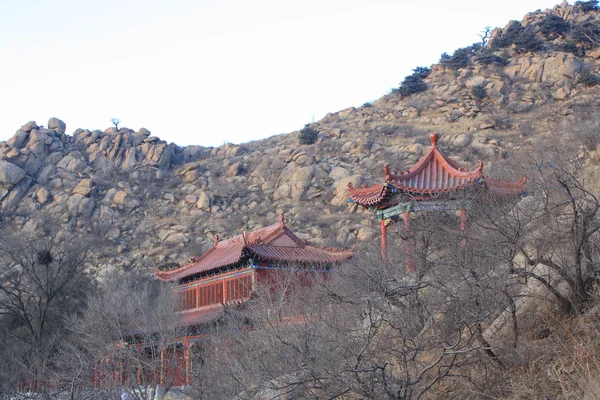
[
  {"xmin": 155, "ymin": 216, "xmax": 354, "ymax": 282},
  {"xmin": 348, "ymin": 133, "xmax": 526, "ymax": 207}
]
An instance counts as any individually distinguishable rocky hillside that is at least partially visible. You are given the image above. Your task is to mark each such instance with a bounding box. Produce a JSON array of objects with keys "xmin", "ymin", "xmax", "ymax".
[{"xmin": 2, "ymin": 1, "xmax": 600, "ymax": 273}]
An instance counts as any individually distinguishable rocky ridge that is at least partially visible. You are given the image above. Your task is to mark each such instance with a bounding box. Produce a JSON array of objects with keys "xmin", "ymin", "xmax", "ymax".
[{"xmin": 2, "ymin": 1, "xmax": 600, "ymax": 273}]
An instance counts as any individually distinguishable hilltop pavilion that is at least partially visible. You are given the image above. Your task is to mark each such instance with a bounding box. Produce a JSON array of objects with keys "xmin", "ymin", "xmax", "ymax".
[{"xmin": 347, "ymin": 132, "xmax": 526, "ymax": 270}]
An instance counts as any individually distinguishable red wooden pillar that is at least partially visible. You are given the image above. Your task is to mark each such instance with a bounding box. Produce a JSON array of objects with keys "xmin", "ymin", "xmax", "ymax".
[
  {"xmin": 459, "ymin": 208, "xmax": 467, "ymax": 247},
  {"xmin": 119, "ymin": 361, "xmax": 123, "ymax": 386},
  {"xmin": 159, "ymin": 346, "xmax": 165, "ymax": 386},
  {"xmin": 136, "ymin": 343, "xmax": 143, "ymax": 386},
  {"xmin": 184, "ymin": 338, "xmax": 191, "ymax": 386},
  {"xmin": 404, "ymin": 212, "xmax": 415, "ymax": 272},
  {"xmin": 381, "ymin": 219, "xmax": 387, "ymax": 260}
]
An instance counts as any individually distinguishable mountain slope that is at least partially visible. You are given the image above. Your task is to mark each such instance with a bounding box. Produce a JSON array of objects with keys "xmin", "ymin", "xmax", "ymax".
[{"xmin": 1, "ymin": 1, "xmax": 600, "ymax": 272}]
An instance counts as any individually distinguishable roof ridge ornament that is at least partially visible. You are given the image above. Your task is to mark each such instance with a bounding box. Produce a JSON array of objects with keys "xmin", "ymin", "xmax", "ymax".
[
  {"xmin": 430, "ymin": 132, "xmax": 439, "ymax": 146},
  {"xmin": 279, "ymin": 213, "xmax": 285, "ymax": 226},
  {"xmin": 214, "ymin": 234, "xmax": 219, "ymax": 245}
]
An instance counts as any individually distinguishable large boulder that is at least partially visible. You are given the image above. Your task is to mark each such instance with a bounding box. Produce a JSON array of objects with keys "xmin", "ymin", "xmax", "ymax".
[
  {"xmin": 48, "ymin": 118, "xmax": 66, "ymax": 135},
  {"xmin": 1, "ymin": 176, "xmax": 32, "ymax": 209},
  {"xmin": 72, "ymin": 179, "xmax": 93, "ymax": 196},
  {"xmin": 67, "ymin": 194, "xmax": 95, "ymax": 217},
  {"xmin": 196, "ymin": 191, "xmax": 211, "ymax": 210},
  {"xmin": 7, "ymin": 130, "xmax": 30, "ymax": 149},
  {"xmin": 331, "ymin": 175, "xmax": 365, "ymax": 206},
  {"xmin": 26, "ymin": 129, "xmax": 51, "ymax": 158},
  {"xmin": 273, "ymin": 163, "xmax": 314, "ymax": 201},
  {"xmin": 20, "ymin": 121, "xmax": 39, "ymax": 132},
  {"xmin": 0, "ymin": 161, "xmax": 26, "ymax": 185}
]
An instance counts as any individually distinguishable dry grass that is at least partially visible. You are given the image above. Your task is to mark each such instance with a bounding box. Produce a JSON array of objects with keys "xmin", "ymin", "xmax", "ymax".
[{"xmin": 502, "ymin": 306, "xmax": 600, "ymax": 400}]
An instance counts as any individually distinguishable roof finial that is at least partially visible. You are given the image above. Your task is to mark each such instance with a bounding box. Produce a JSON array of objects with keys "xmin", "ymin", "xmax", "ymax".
[
  {"xmin": 242, "ymin": 231, "xmax": 247, "ymax": 244},
  {"xmin": 214, "ymin": 234, "xmax": 220, "ymax": 244},
  {"xmin": 279, "ymin": 213, "xmax": 285, "ymax": 226},
  {"xmin": 384, "ymin": 165, "xmax": 391, "ymax": 179},
  {"xmin": 430, "ymin": 132, "xmax": 439, "ymax": 146}
]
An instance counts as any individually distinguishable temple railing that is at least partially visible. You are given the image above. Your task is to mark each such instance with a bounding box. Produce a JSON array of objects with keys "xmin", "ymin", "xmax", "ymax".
[{"xmin": 174, "ymin": 269, "xmax": 253, "ymax": 312}]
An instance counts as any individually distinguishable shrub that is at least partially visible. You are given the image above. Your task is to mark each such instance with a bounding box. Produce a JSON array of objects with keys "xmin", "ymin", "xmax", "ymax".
[
  {"xmin": 395, "ymin": 66, "xmax": 432, "ymax": 97},
  {"xmin": 362, "ymin": 102, "xmax": 372, "ymax": 108},
  {"xmin": 476, "ymin": 53, "xmax": 509, "ymax": 66},
  {"xmin": 412, "ymin": 66, "xmax": 431, "ymax": 79},
  {"xmin": 570, "ymin": 22, "xmax": 600, "ymax": 49},
  {"xmin": 298, "ymin": 124, "xmax": 319, "ymax": 145},
  {"xmin": 555, "ymin": 40, "xmax": 584, "ymax": 56},
  {"xmin": 471, "ymin": 84, "xmax": 487, "ymax": 100},
  {"xmin": 491, "ymin": 21, "xmax": 523, "ymax": 50},
  {"xmin": 575, "ymin": 0, "xmax": 599, "ymax": 12},
  {"xmin": 439, "ymin": 52, "xmax": 451, "ymax": 64},
  {"xmin": 440, "ymin": 45, "xmax": 478, "ymax": 69},
  {"xmin": 578, "ymin": 69, "xmax": 600, "ymax": 86},
  {"xmin": 491, "ymin": 21, "xmax": 544, "ymax": 53},
  {"xmin": 538, "ymin": 15, "xmax": 571, "ymax": 38},
  {"xmin": 513, "ymin": 30, "xmax": 544, "ymax": 52},
  {"xmin": 397, "ymin": 75, "xmax": 427, "ymax": 97}
]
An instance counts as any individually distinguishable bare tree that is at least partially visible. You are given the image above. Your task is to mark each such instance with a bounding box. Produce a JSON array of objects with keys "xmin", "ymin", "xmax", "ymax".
[
  {"xmin": 69, "ymin": 270, "xmax": 187, "ymax": 400},
  {"xmin": 185, "ymin": 235, "xmax": 514, "ymax": 399},
  {"xmin": 473, "ymin": 125, "xmax": 600, "ymax": 315},
  {"xmin": 0, "ymin": 216, "xmax": 93, "ymax": 399}
]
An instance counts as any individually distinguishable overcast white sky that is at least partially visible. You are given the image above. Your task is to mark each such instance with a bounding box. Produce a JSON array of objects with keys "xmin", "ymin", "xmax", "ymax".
[{"xmin": 1, "ymin": 0, "xmax": 562, "ymax": 147}]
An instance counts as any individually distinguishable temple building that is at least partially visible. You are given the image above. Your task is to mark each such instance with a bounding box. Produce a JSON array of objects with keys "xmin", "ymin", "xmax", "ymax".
[
  {"xmin": 348, "ymin": 132, "xmax": 526, "ymax": 270},
  {"xmin": 131, "ymin": 216, "xmax": 355, "ymax": 386},
  {"xmin": 156, "ymin": 215, "xmax": 354, "ymax": 325}
]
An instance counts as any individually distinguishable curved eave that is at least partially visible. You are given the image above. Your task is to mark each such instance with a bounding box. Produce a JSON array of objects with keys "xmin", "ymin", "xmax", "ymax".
[
  {"xmin": 247, "ymin": 244, "xmax": 354, "ymax": 264},
  {"xmin": 347, "ymin": 183, "xmax": 390, "ymax": 206},
  {"xmin": 155, "ymin": 242, "xmax": 246, "ymax": 282},
  {"xmin": 484, "ymin": 175, "xmax": 527, "ymax": 196}
]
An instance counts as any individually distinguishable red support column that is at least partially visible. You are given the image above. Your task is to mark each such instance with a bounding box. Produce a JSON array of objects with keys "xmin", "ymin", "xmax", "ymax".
[
  {"xmin": 184, "ymin": 338, "xmax": 191, "ymax": 386},
  {"xmin": 381, "ymin": 219, "xmax": 388, "ymax": 260},
  {"xmin": 119, "ymin": 361, "xmax": 123, "ymax": 386},
  {"xmin": 136, "ymin": 343, "xmax": 143, "ymax": 386},
  {"xmin": 160, "ymin": 346, "xmax": 165, "ymax": 386},
  {"xmin": 404, "ymin": 212, "xmax": 415, "ymax": 272}
]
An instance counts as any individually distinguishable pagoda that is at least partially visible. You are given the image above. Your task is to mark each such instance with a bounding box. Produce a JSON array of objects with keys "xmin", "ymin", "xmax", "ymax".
[
  {"xmin": 156, "ymin": 215, "xmax": 354, "ymax": 318},
  {"xmin": 347, "ymin": 132, "xmax": 526, "ymax": 270},
  {"xmin": 89, "ymin": 218, "xmax": 354, "ymax": 390}
]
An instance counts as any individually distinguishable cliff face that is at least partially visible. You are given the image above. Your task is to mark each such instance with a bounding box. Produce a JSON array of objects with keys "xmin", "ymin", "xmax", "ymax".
[{"xmin": 2, "ymin": 1, "xmax": 600, "ymax": 272}]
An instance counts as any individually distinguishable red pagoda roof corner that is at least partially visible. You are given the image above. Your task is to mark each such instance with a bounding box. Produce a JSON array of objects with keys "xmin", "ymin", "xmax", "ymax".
[
  {"xmin": 348, "ymin": 132, "xmax": 526, "ymax": 206},
  {"xmin": 154, "ymin": 216, "xmax": 355, "ymax": 282}
]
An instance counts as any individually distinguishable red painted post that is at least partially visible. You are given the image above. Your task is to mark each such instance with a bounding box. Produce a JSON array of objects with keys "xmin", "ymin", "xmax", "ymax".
[
  {"xmin": 137, "ymin": 343, "xmax": 143, "ymax": 386},
  {"xmin": 160, "ymin": 346, "xmax": 165, "ymax": 386},
  {"xmin": 381, "ymin": 219, "xmax": 387, "ymax": 260},
  {"xmin": 184, "ymin": 338, "xmax": 191, "ymax": 386},
  {"xmin": 404, "ymin": 212, "xmax": 415, "ymax": 272}
]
